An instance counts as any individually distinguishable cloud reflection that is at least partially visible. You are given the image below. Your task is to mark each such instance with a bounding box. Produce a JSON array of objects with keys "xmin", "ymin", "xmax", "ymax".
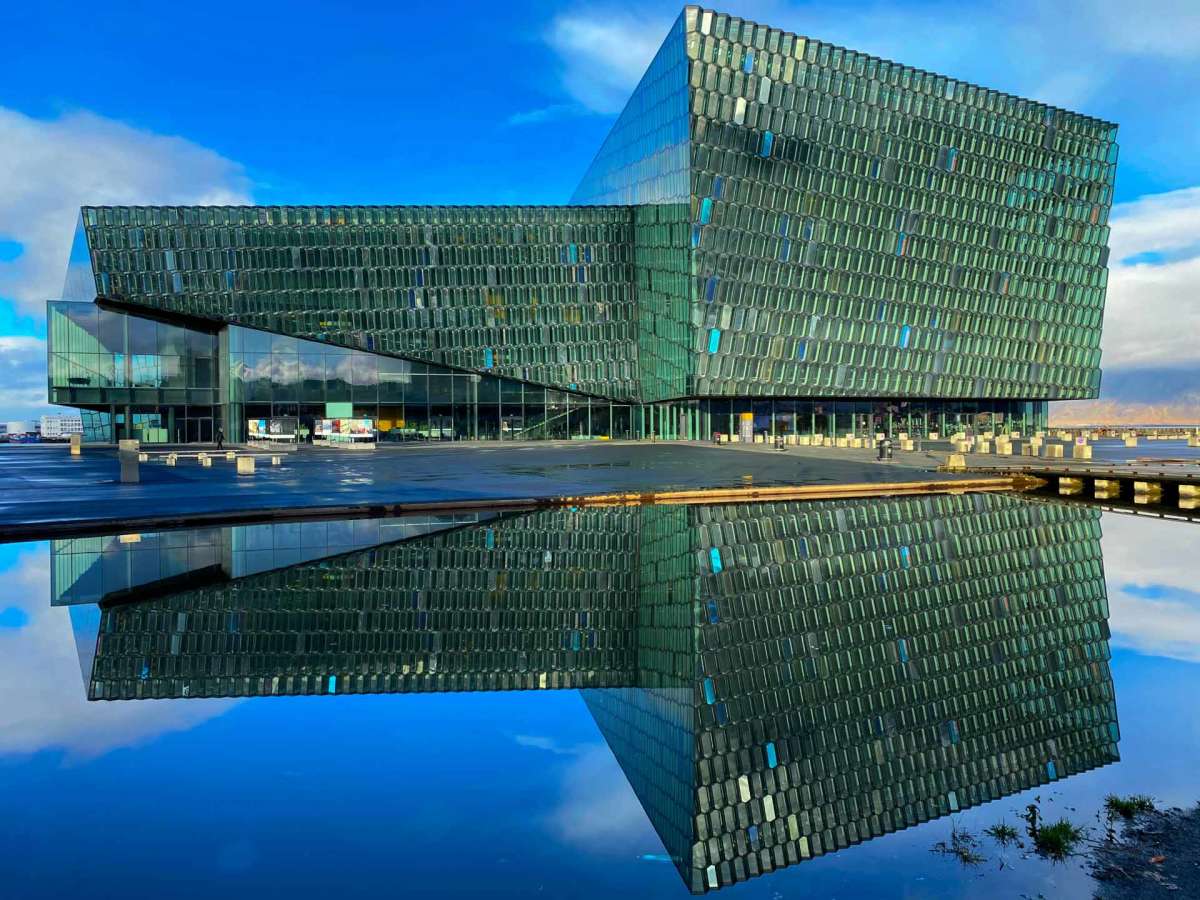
[
  {"xmin": 0, "ymin": 545, "xmax": 235, "ymax": 760},
  {"xmin": 1102, "ymin": 514, "xmax": 1200, "ymax": 664}
]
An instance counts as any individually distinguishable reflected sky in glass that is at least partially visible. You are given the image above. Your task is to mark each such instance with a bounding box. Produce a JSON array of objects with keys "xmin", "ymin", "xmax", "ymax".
[{"xmin": 1, "ymin": 501, "xmax": 1198, "ymax": 900}]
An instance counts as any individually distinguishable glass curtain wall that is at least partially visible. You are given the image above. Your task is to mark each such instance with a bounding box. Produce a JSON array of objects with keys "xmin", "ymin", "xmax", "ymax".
[
  {"xmin": 47, "ymin": 301, "xmax": 220, "ymax": 442},
  {"xmin": 227, "ymin": 326, "xmax": 634, "ymax": 443}
]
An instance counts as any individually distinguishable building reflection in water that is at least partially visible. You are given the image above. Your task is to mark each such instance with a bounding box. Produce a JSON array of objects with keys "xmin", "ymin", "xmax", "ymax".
[{"xmin": 51, "ymin": 494, "xmax": 1119, "ymax": 894}]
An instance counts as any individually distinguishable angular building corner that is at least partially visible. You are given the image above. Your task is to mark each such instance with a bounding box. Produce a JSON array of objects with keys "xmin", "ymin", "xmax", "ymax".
[{"xmin": 45, "ymin": 4, "xmax": 1117, "ymax": 444}]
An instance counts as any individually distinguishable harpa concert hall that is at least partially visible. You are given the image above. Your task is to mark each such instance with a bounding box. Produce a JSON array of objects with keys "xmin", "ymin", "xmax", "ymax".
[{"xmin": 47, "ymin": 6, "xmax": 1117, "ymax": 444}]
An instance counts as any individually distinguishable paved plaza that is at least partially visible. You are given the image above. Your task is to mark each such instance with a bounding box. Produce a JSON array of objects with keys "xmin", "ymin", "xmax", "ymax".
[{"xmin": 0, "ymin": 441, "xmax": 960, "ymax": 538}]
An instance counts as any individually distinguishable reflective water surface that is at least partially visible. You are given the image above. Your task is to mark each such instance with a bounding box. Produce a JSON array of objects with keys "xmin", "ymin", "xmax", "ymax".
[{"xmin": 2, "ymin": 495, "xmax": 1198, "ymax": 899}]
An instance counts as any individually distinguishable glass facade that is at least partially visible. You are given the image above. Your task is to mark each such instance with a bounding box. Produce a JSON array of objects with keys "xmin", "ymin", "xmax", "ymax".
[
  {"xmin": 47, "ymin": 300, "xmax": 220, "ymax": 443},
  {"xmin": 61, "ymin": 493, "xmax": 1117, "ymax": 892},
  {"xmin": 46, "ymin": 6, "xmax": 1114, "ymax": 441}
]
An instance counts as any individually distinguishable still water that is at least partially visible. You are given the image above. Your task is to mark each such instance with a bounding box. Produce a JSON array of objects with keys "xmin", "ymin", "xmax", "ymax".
[{"xmin": 2, "ymin": 494, "xmax": 1198, "ymax": 899}]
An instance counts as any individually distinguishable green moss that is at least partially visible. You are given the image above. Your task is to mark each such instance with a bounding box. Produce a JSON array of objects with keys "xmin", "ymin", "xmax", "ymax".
[
  {"xmin": 1105, "ymin": 795, "xmax": 1155, "ymax": 820},
  {"xmin": 1034, "ymin": 819, "xmax": 1086, "ymax": 859},
  {"xmin": 984, "ymin": 822, "xmax": 1021, "ymax": 846}
]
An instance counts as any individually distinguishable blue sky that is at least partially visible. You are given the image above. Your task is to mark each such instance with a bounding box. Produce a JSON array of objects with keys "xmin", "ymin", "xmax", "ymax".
[{"xmin": 3, "ymin": 0, "xmax": 1200, "ymax": 418}]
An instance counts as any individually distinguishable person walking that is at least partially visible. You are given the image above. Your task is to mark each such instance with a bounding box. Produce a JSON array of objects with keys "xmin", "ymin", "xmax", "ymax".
[{"xmin": 216, "ymin": 426, "xmax": 224, "ymax": 451}]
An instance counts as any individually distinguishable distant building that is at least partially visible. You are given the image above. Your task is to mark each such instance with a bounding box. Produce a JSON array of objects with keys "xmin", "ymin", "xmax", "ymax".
[
  {"xmin": 47, "ymin": 5, "xmax": 1117, "ymax": 444},
  {"xmin": 4, "ymin": 420, "xmax": 33, "ymax": 438},
  {"xmin": 40, "ymin": 413, "xmax": 84, "ymax": 440}
]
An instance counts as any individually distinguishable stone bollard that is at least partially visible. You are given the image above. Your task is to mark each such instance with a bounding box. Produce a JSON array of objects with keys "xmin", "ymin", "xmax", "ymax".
[
  {"xmin": 165, "ymin": 454, "xmax": 176, "ymax": 467},
  {"xmin": 236, "ymin": 456, "xmax": 256, "ymax": 475},
  {"xmin": 226, "ymin": 451, "xmax": 237, "ymax": 460},
  {"xmin": 70, "ymin": 433, "xmax": 82, "ymax": 456},
  {"xmin": 1041, "ymin": 443, "xmax": 1065, "ymax": 459},
  {"xmin": 946, "ymin": 453, "xmax": 967, "ymax": 471},
  {"xmin": 200, "ymin": 456, "xmax": 212, "ymax": 468},
  {"xmin": 118, "ymin": 447, "xmax": 139, "ymax": 484},
  {"xmin": 1071, "ymin": 443, "xmax": 1093, "ymax": 460},
  {"xmin": 1059, "ymin": 477, "xmax": 1084, "ymax": 495},
  {"xmin": 1124, "ymin": 436, "xmax": 1138, "ymax": 448}
]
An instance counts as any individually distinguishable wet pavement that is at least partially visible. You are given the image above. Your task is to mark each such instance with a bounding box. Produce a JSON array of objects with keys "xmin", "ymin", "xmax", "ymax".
[{"xmin": 0, "ymin": 441, "xmax": 963, "ymax": 536}]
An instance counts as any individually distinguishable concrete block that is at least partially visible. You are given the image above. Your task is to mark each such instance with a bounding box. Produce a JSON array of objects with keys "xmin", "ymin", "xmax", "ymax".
[
  {"xmin": 946, "ymin": 453, "xmax": 967, "ymax": 471},
  {"xmin": 1041, "ymin": 443, "xmax": 1065, "ymax": 459},
  {"xmin": 118, "ymin": 439, "xmax": 140, "ymax": 453},
  {"xmin": 976, "ymin": 441, "xmax": 991, "ymax": 454},
  {"xmin": 1124, "ymin": 436, "xmax": 1138, "ymax": 448},
  {"xmin": 236, "ymin": 456, "xmax": 256, "ymax": 475},
  {"xmin": 897, "ymin": 432, "xmax": 908, "ymax": 441},
  {"xmin": 1071, "ymin": 443, "xmax": 1093, "ymax": 460},
  {"xmin": 835, "ymin": 438, "xmax": 849, "ymax": 448},
  {"xmin": 69, "ymin": 433, "xmax": 81, "ymax": 456},
  {"xmin": 928, "ymin": 431, "xmax": 940, "ymax": 440},
  {"xmin": 165, "ymin": 455, "xmax": 176, "ymax": 467},
  {"xmin": 226, "ymin": 451, "xmax": 237, "ymax": 460},
  {"xmin": 271, "ymin": 456, "xmax": 281, "ymax": 465},
  {"xmin": 138, "ymin": 453, "xmax": 148, "ymax": 462},
  {"xmin": 1178, "ymin": 484, "xmax": 1200, "ymax": 499},
  {"xmin": 797, "ymin": 436, "xmax": 811, "ymax": 446},
  {"xmin": 200, "ymin": 456, "xmax": 212, "ymax": 467},
  {"xmin": 118, "ymin": 451, "xmax": 139, "ymax": 484},
  {"xmin": 899, "ymin": 439, "xmax": 915, "ymax": 451},
  {"xmin": 993, "ymin": 442, "xmax": 1012, "ymax": 456}
]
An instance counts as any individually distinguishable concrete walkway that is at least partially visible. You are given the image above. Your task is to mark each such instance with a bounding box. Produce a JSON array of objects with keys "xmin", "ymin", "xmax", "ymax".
[{"xmin": 0, "ymin": 441, "xmax": 969, "ymax": 539}]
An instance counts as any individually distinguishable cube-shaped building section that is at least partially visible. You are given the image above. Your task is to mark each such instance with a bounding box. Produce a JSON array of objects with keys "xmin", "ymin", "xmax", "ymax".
[{"xmin": 47, "ymin": 5, "xmax": 1117, "ymax": 444}]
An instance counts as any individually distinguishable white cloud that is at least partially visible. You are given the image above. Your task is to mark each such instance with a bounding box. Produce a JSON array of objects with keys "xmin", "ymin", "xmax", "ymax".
[
  {"xmin": 543, "ymin": 742, "xmax": 656, "ymax": 851},
  {"xmin": 0, "ymin": 106, "xmax": 252, "ymax": 318},
  {"xmin": 1102, "ymin": 513, "xmax": 1200, "ymax": 665},
  {"xmin": 0, "ymin": 547, "xmax": 234, "ymax": 760},
  {"xmin": 506, "ymin": 103, "xmax": 589, "ymax": 127},
  {"xmin": 0, "ymin": 335, "xmax": 52, "ymax": 419},
  {"xmin": 1101, "ymin": 187, "xmax": 1200, "ymax": 369},
  {"xmin": 1084, "ymin": 0, "xmax": 1200, "ymax": 60},
  {"xmin": 544, "ymin": 11, "xmax": 669, "ymax": 114}
]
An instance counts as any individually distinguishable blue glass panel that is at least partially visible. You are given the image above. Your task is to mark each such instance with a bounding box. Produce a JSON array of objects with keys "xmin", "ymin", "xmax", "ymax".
[
  {"xmin": 1047, "ymin": 760, "xmax": 1058, "ymax": 780},
  {"xmin": 483, "ymin": 348, "xmax": 494, "ymax": 369},
  {"xmin": 765, "ymin": 741, "xmax": 777, "ymax": 767},
  {"xmin": 899, "ymin": 325, "xmax": 912, "ymax": 349},
  {"xmin": 707, "ymin": 328, "xmax": 721, "ymax": 353},
  {"xmin": 706, "ymin": 599, "xmax": 719, "ymax": 624},
  {"xmin": 796, "ymin": 340, "xmax": 807, "ymax": 361},
  {"xmin": 699, "ymin": 197, "xmax": 713, "ymax": 224},
  {"xmin": 691, "ymin": 224, "xmax": 702, "ymax": 248},
  {"xmin": 709, "ymin": 546, "xmax": 723, "ymax": 573},
  {"xmin": 900, "ymin": 545, "xmax": 911, "ymax": 567},
  {"xmin": 712, "ymin": 175, "xmax": 724, "ymax": 199},
  {"xmin": 779, "ymin": 238, "xmax": 790, "ymax": 261},
  {"xmin": 703, "ymin": 677, "xmax": 716, "ymax": 705},
  {"xmin": 704, "ymin": 275, "xmax": 719, "ymax": 302},
  {"xmin": 327, "ymin": 675, "xmax": 337, "ymax": 693},
  {"xmin": 897, "ymin": 638, "xmax": 909, "ymax": 663},
  {"xmin": 895, "ymin": 232, "xmax": 906, "ymax": 255},
  {"xmin": 760, "ymin": 131, "xmax": 774, "ymax": 157},
  {"xmin": 743, "ymin": 49, "xmax": 754, "ymax": 73}
]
